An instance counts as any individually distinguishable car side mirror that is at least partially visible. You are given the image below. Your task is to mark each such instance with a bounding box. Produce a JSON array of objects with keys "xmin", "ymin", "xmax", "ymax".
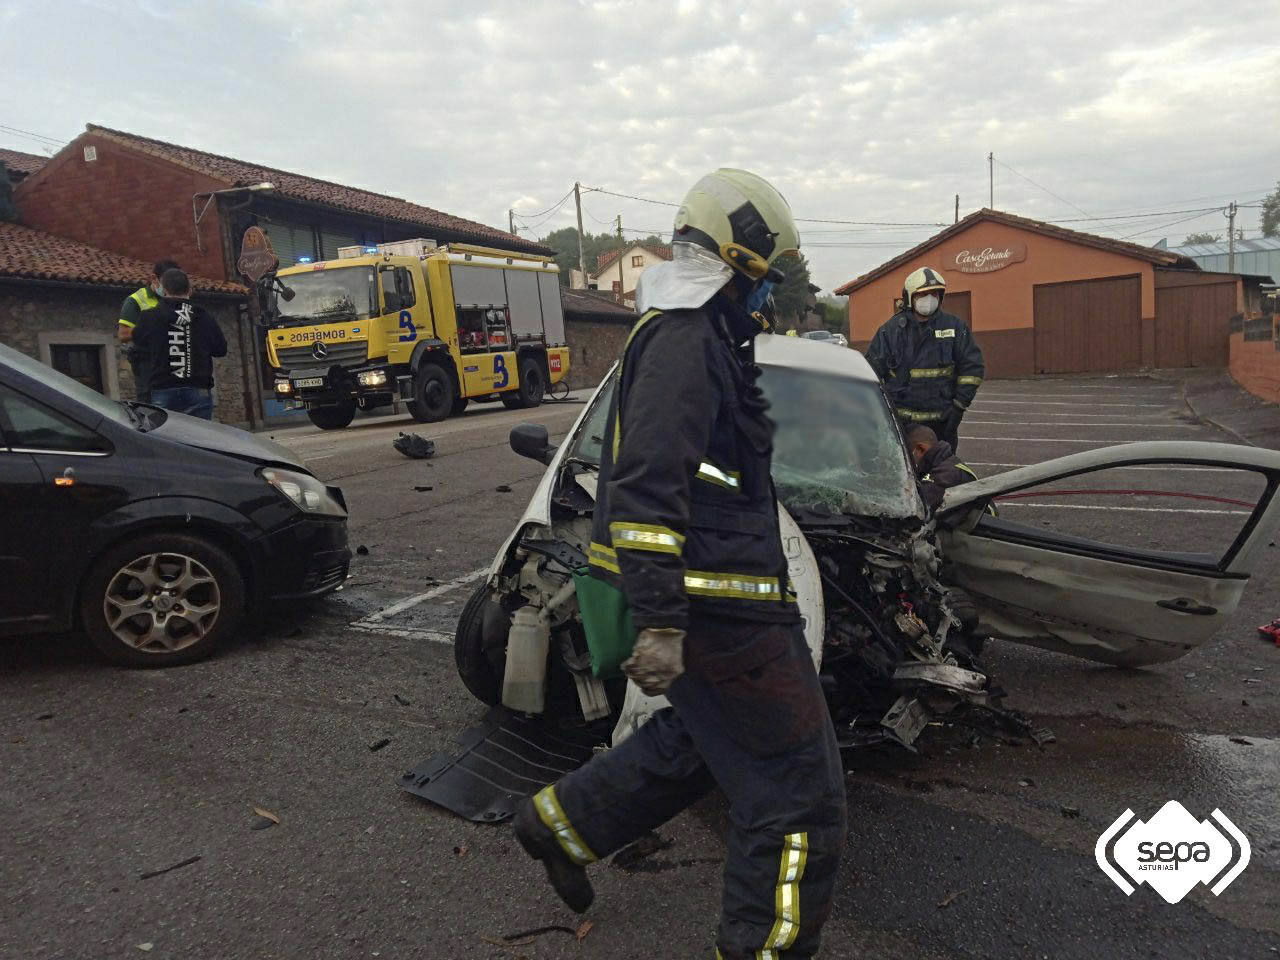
[{"xmin": 510, "ymin": 423, "xmax": 557, "ymax": 465}]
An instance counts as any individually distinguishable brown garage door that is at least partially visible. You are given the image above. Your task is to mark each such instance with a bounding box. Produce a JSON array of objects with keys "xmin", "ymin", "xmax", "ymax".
[
  {"xmin": 1033, "ymin": 275, "xmax": 1142, "ymax": 374},
  {"xmin": 1154, "ymin": 282, "xmax": 1234, "ymax": 368}
]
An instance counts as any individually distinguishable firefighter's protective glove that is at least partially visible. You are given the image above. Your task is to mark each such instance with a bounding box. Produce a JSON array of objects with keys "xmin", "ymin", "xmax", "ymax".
[{"xmin": 622, "ymin": 628, "xmax": 687, "ymax": 696}]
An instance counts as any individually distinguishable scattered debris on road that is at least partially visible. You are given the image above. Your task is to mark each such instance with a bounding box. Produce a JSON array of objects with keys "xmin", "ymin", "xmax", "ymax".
[
  {"xmin": 937, "ymin": 890, "xmax": 965, "ymax": 909},
  {"xmin": 250, "ymin": 806, "xmax": 280, "ymax": 830},
  {"xmin": 453, "ymin": 843, "xmax": 468, "ymax": 858},
  {"xmin": 393, "ymin": 432, "xmax": 436, "ymax": 459},
  {"xmin": 413, "ymin": 485, "xmax": 433, "ymax": 492},
  {"xmin": 35, "ymin": 712, "xmax": 53, "ymax": 721},
  {"xmin": 1257, "ymin": 618, "xmax": 1280, "ymax": 644},
  {"xmin": 495, "ymin": 484, "xmax": 512, "ymax": 492},
  {"xmin": 138, "ymin": 855, "xmax": 201, "ymax": 880},
  {"xmin": 369, "ymin": 738, "xmax": 391, "ymax": 752},
  {"xmin": 576, "ymin": 920, "xmax": 593, "ymax": 941},
  {"xmin": 136, "ymin": 943, "xmax": 154, "ymax": 952},
  {"xmin": 1229, "ymin": 737, "xmax": 1253, "ymax": 746},
  {"xmin": 393, "ymin": 694, "xmax": 411, "ymax": 706},
  {"xmin": 1060, "ymin": 804, "xmax": 1081, "ymax": 818},
  {"xmin": 356, "ymin": 545, "xmax": 370, "ymax": 556}
]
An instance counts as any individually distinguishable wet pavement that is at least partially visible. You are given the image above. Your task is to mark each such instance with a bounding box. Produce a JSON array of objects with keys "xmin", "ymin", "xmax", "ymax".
[{"xmin": 1, "ymin": 373, "xmax": 1277, "ymax": 959}]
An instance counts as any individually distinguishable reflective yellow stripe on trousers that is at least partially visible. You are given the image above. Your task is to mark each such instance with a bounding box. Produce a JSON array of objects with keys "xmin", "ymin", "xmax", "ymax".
[
  {"xmin": 695, "ymin": 460, "xmax": 741, "ymax": 490},
  {"xmin": 760, "ymin": 832, "xmax": 809, "ymax": 957},
  {"xmin": 532, "ymin": 785, "xmax": 597, "ymax": 865}
]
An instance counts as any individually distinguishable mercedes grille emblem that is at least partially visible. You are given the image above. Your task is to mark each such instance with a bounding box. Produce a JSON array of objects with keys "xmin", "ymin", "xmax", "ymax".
[{"xmin": 311, "ymin": 342, "xmax": 329, "ymax": 361}]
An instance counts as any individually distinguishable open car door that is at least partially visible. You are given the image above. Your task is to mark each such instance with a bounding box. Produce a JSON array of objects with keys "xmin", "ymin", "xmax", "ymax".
[{"xmin": 936, "ymin": 441, "xmax": 1280, "ymax": 666}]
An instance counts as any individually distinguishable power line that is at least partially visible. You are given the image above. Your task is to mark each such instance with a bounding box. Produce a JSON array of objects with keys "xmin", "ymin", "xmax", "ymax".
[
  {"xmin": 1120, "ymin": 210, "xmax": 1216, "ymax": 240},
  {"xmin": 587, "ymin": 185, "xmax": 945, "ymax": 226},
  {"xmin": 0, "ymin": 122, "xmax": 65, "ymax": 148},
  {"xmin": 512, "ymin": 186, "xmax": 575, "ymax": 222}
]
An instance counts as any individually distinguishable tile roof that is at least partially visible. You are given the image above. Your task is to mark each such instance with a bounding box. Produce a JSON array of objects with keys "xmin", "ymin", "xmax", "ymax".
[
  {"xmin": 561, "ymin": 287, "xmax": 637, "ymax": 319},
  {"xmin": 0, "ymin": 220, "xmax": 246, "ymax": 295},
  {"xmin": 595, "ymin": 242, "xmax": 672, "ymax": 273},
  {"xmin": 80, "ymin": 124, "xmax": 551, "ymax": 256},
  {"xmin": 834, "ymin": 209, "xmax": 1198, "ymax": 295},
  {"xmin": 0, "ymin": 147, "xmax": 48, "ymax": 176}
]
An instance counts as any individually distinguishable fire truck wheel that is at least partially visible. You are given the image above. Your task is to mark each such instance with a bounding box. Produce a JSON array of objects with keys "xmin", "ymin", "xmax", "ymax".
[
  {"xmin": 408, "ymin": 363, "xmax": 455, "ymax": 422},
  {"xmin": 307, "ymin": 401, "xmax": 357, "ymax": 430},
  {"xmin": 514, "ymin": 355, "xmax": 546, "ymax": 408},
  {"xmin": 452, "ymin": 396, "xmax": 469, "ymax": 415}
]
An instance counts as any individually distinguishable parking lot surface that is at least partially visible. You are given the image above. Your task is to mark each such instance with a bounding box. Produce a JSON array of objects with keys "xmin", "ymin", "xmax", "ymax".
[{"xmin": 2, "ymin": 376, "xmax": 1277, "ymax": 959}]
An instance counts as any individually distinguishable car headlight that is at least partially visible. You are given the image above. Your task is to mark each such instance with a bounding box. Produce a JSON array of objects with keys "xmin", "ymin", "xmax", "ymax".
[
  {"xmin": 260, "ymin": 467, "xmax": 345, "ymax": 515},
  {"xmin": 357, "ymin": 370, "xmax": 388, "ymax": 387},
  {"xmin": 275, "ymin": 379, "xmax": 293, "ymax": 395}
]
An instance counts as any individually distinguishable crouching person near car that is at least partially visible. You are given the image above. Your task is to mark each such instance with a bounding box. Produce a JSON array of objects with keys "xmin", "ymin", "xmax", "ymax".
[
  {"xmin": 134, "ymin": 269, "xmax": 227, "ymax": 420},
  {"xmin": 907, "ymin": 424, "xmax": 980, "ymax": 511},
  {"xmin": 512, "ymin": 169, "xmax": 847, "ymax": 959}
]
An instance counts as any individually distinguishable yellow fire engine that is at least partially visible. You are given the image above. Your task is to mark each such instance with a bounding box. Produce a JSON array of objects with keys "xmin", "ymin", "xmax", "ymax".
[{"xmin": 265, "ymin": 240, "xmax": 570, "ymax": 429}]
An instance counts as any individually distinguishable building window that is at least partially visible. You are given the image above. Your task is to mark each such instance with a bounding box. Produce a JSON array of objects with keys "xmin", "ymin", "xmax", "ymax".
[
  {"xmin": 37, "ymin": 332, "xmax": 120, "ymax": 400},
  {"xmin": 631, "ymin": 255, "xmax": 644, "ymax": 267},
  {"xmin": 49, "ymin": 344, "xmax": 108, "ymax": 393}
]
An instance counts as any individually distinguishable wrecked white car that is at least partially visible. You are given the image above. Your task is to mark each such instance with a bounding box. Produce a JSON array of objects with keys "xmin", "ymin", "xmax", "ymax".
[{"xmin": 403, "ymin": 336, "xmax": 1280, "ymax": 821}]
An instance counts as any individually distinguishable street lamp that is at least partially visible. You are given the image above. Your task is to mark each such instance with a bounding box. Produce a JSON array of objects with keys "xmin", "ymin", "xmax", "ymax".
[{"xmin": 192, "ymin": 182, "xmax": 276, "ymax": 252}]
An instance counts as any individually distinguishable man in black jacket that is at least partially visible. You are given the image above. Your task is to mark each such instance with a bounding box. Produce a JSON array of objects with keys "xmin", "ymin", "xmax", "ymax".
[
  {"xmin": 133, "ymin": 269, "xmax": 227, "ymax": 420},
  {"xmin": 513, "ymin": 169, "xmax": 846, "ymax": 960},
  {"xmin": 866, "ymin": 266, "xmax": 984, "ymax": 452}
]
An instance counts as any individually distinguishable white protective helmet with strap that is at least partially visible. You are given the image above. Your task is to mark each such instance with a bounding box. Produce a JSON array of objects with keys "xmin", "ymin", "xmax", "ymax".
[
  {"xmin": 903, "ymin": 266, "xmax": 946, "ymax": 317},
  {"xmin": 672, "ymin": 168, "xmax": 800, "ymax": 284}
]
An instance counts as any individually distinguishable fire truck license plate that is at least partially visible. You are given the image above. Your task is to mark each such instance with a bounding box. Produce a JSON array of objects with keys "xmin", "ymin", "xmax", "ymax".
[{"xmin": 294, "ymin": 377, "xmax": 325, "ymax": 388}]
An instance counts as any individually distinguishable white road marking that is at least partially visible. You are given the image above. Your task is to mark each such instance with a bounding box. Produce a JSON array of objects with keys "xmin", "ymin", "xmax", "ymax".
[
  {"xmin": 350, "ymin": 623, "xmax": 454, "ymax": 644},
  {"xmin": 964, "ymin": 420, "xmax": 1194, "ymax": 429},
  {"xmin": 999, "ymin": 502, "xmax": 1249, "ymax": 515},
  {"xmin": 355, "ymin": 567, "xmax": 488, "ymax": 624},
  {"xmin": 971, "ymin": 399, "xmax": 1168, "ymax": 408}
]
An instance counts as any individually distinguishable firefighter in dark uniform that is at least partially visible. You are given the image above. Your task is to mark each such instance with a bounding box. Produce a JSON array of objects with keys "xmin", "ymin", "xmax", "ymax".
[
  {"xmin": 513, "ymin": 169, "xmax": 847, "ymax": 960},
  {"xmin": 866, "ymin": 266, "xmax": 984, "ymax": 453},
  {"xmin": 906, "ymin": 423, "xmax": 980, "ymax": 511},
  {"xmin": 116, "ymin": 259, "xmax": 179, "ymax": 403}
]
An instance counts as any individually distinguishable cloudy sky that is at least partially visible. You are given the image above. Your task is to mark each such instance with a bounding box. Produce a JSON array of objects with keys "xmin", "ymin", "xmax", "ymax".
[{"xmin": 2, "ymin": 0, "xmax": 1278, "ymax": 291}]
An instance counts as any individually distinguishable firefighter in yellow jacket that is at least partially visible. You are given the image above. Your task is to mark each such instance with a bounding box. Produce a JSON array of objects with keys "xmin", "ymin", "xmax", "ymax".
[{"xmin": 512, "ymin": 170, "xmax": 847, "ymax": 959}]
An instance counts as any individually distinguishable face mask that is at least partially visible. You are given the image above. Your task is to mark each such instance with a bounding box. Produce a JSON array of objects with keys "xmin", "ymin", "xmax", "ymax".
[
  {"xmin": 913, "ymin": 293, "xmax": 940, "ymax": 317},
  {"xmin": 745, "ymin": 279, "xmax": 776, "ymax": 315}
]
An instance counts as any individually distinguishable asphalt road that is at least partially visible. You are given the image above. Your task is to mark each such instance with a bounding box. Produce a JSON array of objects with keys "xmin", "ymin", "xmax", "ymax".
[{"xmin": 2, "ymin": 376, "xmax": 1277, "ymax": 960}]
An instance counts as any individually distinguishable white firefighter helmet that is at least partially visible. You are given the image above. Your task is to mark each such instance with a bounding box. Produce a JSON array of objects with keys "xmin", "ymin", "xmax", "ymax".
[
  {"xmin": 902, "ymin": 266, "xmax": 946, "ymax": 310},
  {"xmin": 672, "ymin": 168, "xmax": 800, "ymax": 283}
]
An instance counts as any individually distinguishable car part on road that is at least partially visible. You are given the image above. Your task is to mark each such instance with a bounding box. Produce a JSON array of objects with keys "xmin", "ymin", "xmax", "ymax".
[
  {"xmin": 400, "ymin": 706, "xmax": 610, "ymax": 822},
  {"xmin": 80, "ymin": 533, "xmax": 245, "ymax": 667},
  {"xmin": 392, "ymin": 431, "xmax": 436, "ymax": 459}
]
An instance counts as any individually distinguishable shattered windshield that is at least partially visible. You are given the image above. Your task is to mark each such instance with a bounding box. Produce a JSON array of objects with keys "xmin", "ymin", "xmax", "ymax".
[
  {"xmin": 567, "ymin": 363, "xmax": 921, "ymax": 519},
  {"xmin": 274, "ymin": 267, "xmax": 376, "ymax": 324},
  {"xmin": 762, "ymin": 367, "xmax": 922, "ymax": 519}
]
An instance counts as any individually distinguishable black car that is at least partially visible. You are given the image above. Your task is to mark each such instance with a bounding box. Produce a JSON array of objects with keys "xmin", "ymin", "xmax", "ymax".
[{"xmin": 0, "ymin": 343, "xmax": 350, "ymax": 666}]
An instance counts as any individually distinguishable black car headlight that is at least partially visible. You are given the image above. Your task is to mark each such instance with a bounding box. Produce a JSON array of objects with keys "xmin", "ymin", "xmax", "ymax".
[{"xmin": 260, "ymin": 467, "xmax": 346, "ymax": 515}]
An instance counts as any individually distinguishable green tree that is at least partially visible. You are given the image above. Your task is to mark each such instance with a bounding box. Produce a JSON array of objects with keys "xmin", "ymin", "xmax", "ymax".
[
  {"xmin": 771, "ymin": 252, "xmax": 816, "ymax": 327},
  {"xmin": 817, "ymin": 297, "xmax": 847, "ymax": 334},
  {"xmin": 0, "ymin": 164, "xmax": 17, "ymax": 223},
  {"xmin": 1183, "ymin": 231, "xmax": 1221, "ymax": 244},
  {"xmin": 1261, "ymin": 181, "xmax": 1280, "ymax": 238}
]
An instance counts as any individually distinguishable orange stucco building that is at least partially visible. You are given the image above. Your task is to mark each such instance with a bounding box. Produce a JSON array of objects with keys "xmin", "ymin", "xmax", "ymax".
[{"xmin": 836, "ymin": 210, "xmax": 1245, "ymax": 378}]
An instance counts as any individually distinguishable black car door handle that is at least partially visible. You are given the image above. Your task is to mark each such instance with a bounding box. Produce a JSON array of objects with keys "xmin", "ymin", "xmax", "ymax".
[{"xmin": 1157, "ymin": 597, "xmax": 1217, "ymax": 616}]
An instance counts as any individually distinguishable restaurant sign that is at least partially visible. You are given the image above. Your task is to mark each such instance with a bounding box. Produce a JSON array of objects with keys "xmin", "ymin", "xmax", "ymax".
[
  {"xmin": 947, "ymin": 240, "xmax": 1027, "ymax": 274},
  {"xmin": 237, "ymin": 226, "xmax": 280, "ymax": 283}
]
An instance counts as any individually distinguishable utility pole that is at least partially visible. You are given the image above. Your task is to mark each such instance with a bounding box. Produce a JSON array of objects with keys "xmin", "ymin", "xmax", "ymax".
[
  {"xmin": 616, "ymin": 214, "xmax": 625, "ymax": 304},
  {"xmin": 987, "ymin": 152, "xmax": 994, "ymax": 208},
  {"xmin": 1226, "ymin": 202, "xmax": 1238, "ymax": 273},
  {"xmin": 955, "ymin": 194, "xmax": 960, "ymax": 224},
  {"xmin": 508, "ymin": 208, "xmax": 517, "ymax": 236},
  {"xmin": 573, "ymin": 182, "xmax": 587, "ymax": 290}
]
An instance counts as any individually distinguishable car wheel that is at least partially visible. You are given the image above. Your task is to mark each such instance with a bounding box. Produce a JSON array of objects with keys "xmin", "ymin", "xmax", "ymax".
[
  {"xmin": 307, "ymin": 401, "xmax": 356, "ymax": 430},
  {"xmin": 409, "ymin": 363, "xmax": 455, "ymax": 422},
  {"xmin": 81, "ymin": 533, "xmax": 246, "ymax": 668},
  {"xmin": 454, "ymin": 584, "xmax": 505, "ymax": 704}
]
